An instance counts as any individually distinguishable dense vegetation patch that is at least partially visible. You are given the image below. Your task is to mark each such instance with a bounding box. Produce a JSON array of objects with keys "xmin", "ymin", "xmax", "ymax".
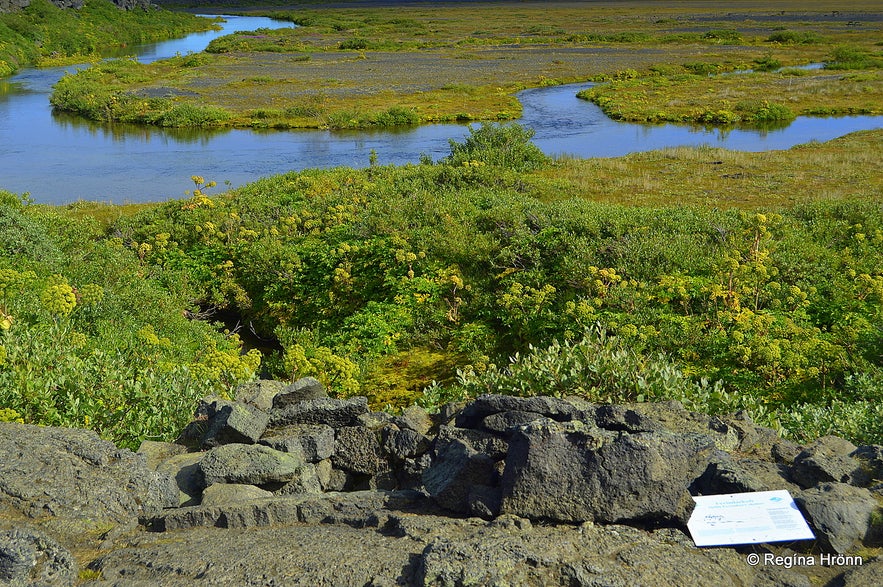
[
  {"xmin": 0, "ymin": 192, "xmax": 260, "ymax": 449},
  {"xmin": 0, "ymin": 0, "xmax": 214, "ymax": 76},
  {"xmin": 1, "ymin": 126, "xmax": 882, "ymax": 446},
  {"xmin": 90, "ymin": 125, "xmax": 883, "ymax": 445}
]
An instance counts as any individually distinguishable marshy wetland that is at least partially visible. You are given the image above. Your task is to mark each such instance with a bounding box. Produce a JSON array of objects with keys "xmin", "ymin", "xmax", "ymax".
[{"xmin": 3, "ymin": 0, "xmax": 883, "ymax": 201}]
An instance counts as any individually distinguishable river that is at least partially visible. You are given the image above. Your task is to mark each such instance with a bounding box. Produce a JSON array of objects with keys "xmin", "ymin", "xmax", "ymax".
[{"xmin": 1, "ymin": 15, "xmax": 881, "ymax": 204}]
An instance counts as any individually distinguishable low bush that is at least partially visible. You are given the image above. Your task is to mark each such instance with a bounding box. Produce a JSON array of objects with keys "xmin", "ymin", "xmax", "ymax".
[
  {"xmin": 0, "ymin": 200, "xmax": 258, "ymax": 449},
  {"xmin": 444, "ymin": 123, "xmax": 550, "ymax": 171},
  {"xmin": 766, "ymin": 31, "xmax": 824, "ymax": 45},
  {"xmin": 825, "ymin": 45, "xmax": 883, "ymax": 70}
]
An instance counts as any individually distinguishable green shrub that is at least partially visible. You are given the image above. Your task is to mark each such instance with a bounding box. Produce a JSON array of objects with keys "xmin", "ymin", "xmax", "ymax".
[
  {"xmin": 0, "ymin": 204, "xmax": 258, "ymax": 449},
  {"xmin": 441, "ymin": 329, "xmax": 735, "ymax": 408},
  {"xmin": 325, "ymin": 106, "xmax": 418, "ymax": 129},
  {"xmin": 736, "ymin": 100, "xmax": 795, "ymax": 123},
  {"xmin": 753, "ymin": 54, "xmax": 782, "ymax": 72},
  {"xmin": 825, "ymin": 45, "xmax": 883, "ymax": 70},
  {"xmin": 445, "ymin": 123, "xmax": 550, "ymax": 171},
  {"xmin": 339, "ymin": 38, "xmax": 370, "ymax": 50},
  {"xmin": 702, "ymin": 29, "xmax": 742, "ymax": 44},
  {"xmin": 150, "ymin": 102, "xmax": 231, "ymax": 127},
  {"xmin": 766, "ymin": 31, "xmax": 824, "ymax": 44},
  {"xmin": 684, "ymin": 62, "xmax": 723, "ymax": 75}
]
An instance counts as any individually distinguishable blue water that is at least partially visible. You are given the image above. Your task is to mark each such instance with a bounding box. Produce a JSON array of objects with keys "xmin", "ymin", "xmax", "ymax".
[{"xmin": 0, "ymin": 16, "xmax": 880, "ymax": 204}]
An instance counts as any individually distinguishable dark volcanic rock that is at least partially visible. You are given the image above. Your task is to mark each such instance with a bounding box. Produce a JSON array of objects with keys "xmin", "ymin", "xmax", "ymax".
[
  {"xmin": 0, "ymin": 527, "xmax": 77, "ymax": 587},
  {"xmin": 0, "ymin": 422, "xmax": 177, "ymax": 523},
  {"xmin": 850, "ymin": 445, "xmax": 883, "ymax": 482},
  {"xmin": 271, "ymin": 377, "xmax": 328, "ymax": 409},
  {"xmin": 454, "ymin": 394, "xmax": 579, "ymax": 428},
  {"xmin": 693, "ymin": 452, "xmax": 798, "ymax": 495},
  {"xmin": 259, "ymin": 423, "xmax": 335, "ymax": 462},
  {"xmin": 791, "ymin": 436, "xmax": 867, "ymax": 488},
  {"xmin": 841, "ymin": 558, "xmax": 883, "ymax": 587},
  {"xmin": 332, "ymin": 426, "xmax": 387, "ymax": 476},
  {"xmin": 423, "ymin": 439, "xmax": 498, "ymax": 513},
  {"xmin": 480, "ymin": 410, "xmax": 545, "ymax": 434},
  {"xmin": 795, "ymin": 482, "xmax": 879, "ymax": 554},
  {"xmin": 155, "ymin": 452, "xmax": 205, "ymax": 507},
  {"xmin": 393, "ymin": 405, "xmax": 434, "ymax": 435},
  {"xmin": 235, "ymin": 379, "xmax": 285, "ymax": 411},
  {"xmin": 200, "ymin": 484, "xmax": 273, "ymax": 507},
  {"xmin": 136, "ymin": 440, "xmax": 186, "ymax": 471},
  {"xmin": 434, "ymin": 425, "xmax": 509, "ymax": 461},
  {"xmin": 5, "ymin": 392, "xmax": 881, "ymax": 587},
  {"xmin": 269, "ymin": 396, "xmax": 369, "ymax": 428},
  {"xmin": 201, "ymin": 401, "xmax": 270, "ymax": 448},
  {"xmin": 274, "ymin": 463, "xmax": 323, "ymax": 496},
  {"xmin": 594, "ymin": 404, "xmax": 661, "ymax": 433},
  {"xmin": 500, "ymin": 419, "xmax": 713, "ymax": 524},
  {"xmin": 382, "ymin": 427, "xmax": 431, "ymax": 460},
  {"xmin": 199, "ymin": 444, "xmax": 307, "ymax": 487}
]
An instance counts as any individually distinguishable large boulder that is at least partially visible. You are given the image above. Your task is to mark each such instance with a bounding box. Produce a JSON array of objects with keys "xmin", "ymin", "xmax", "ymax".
[
  {"xmin": 271, "ymin": 377, "xmax": 328, "ymax": 409},
  {"xmin": 259, "ymin": 423, "xmax": 335, "ymax": 462},
  {"xmin": 382, "ymin": 427, "xmax": 431, "ymax": 461},
  {"xmin": 201, "ymin": 401, "xmax": 270, "ymax": 448},
  {"xmin": 795, "ymin": 482, "xmax": 879, "ymax": 554},
  {"xmin": 332, "ymin": 426, "xmax": 386, "ymax": 475},
  {"xmin": 454, "ymin": 394, "xmax": 580, "ymax": 429},
  {"xmin": 692, "ymin": 452, "xmax": 799, "ymax": 495},
  {"xmin": 499, "ymin": 419, "xmax": 714, "ymax": 524},
  {"xmin": 423, "ymin": 439, "xmax": 498, "ymax": 514},
  {"xmin": 199, "ymin": 444, "xmax": 307, "ymax": 487},
  {"xmin": 235, "ymin": 379, "xmax": 285, "ymax": 412},
  {"xmin": 791, "ymin": 436, "xmax": 868, "ymax": 488},
  {"xmin": 269, "ymin": 396, "xmax": 369, "ymax": 428},
  {"xmin": 0, "ymin": 422, "xmax": 177, "ymax": 523}
]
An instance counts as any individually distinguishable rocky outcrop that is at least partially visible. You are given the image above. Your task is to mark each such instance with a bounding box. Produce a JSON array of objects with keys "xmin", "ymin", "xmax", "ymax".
[
  {"xmin": 1, "ymin": 382, "xmax": 881, "ymax": 586},
  {"xmin": 0, "ymin": 422, "xmax": 177, "ymax": 523},
  {"xmin": 0, "ymin": 528, "xmax": 77, "ymax": 587}
]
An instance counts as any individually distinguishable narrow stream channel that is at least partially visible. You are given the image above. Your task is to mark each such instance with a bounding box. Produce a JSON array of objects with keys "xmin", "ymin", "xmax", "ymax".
[{"xmin": 1, "ymin": 15, "xmax": 881, "ymax": 204}]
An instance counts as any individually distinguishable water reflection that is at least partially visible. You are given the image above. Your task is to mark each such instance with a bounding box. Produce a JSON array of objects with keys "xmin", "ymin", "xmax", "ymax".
[
  {"xmin": 51, "ymin": 110, "xmax": 234, "ymax": 144},
  {"xmin": 521, "ymin": 83, "xmax": 882, "ymax": 158}
]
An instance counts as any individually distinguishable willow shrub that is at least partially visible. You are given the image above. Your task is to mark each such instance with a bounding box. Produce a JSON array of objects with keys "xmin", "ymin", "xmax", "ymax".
[{"xmin": 0, "ymin": 199, "xmax": 258, "ymax": 449}]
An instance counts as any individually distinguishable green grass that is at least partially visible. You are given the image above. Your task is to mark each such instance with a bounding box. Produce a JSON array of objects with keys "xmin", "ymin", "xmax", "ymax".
[
  {"xmin": 0, "ymin": 0, "xmax": 216, "ymax": 76},
  {"xmin": 578, "ymin": 67, "xmax": 882, "ymax": 125},
  {"xmin": 542, "ymin": 130, "xmax": 883, "ymax": 209}
]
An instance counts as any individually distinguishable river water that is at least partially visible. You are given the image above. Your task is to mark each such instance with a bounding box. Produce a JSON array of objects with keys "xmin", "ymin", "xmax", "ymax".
[{"xmin": 1, "ymin": 15, "xmax": 881, "ymax": 204}]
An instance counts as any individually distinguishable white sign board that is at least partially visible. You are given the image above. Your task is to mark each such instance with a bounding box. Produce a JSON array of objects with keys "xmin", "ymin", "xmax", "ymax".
[{"xmin": 687, "ymin": 490, "xmax": 815, "ymax": 547}]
